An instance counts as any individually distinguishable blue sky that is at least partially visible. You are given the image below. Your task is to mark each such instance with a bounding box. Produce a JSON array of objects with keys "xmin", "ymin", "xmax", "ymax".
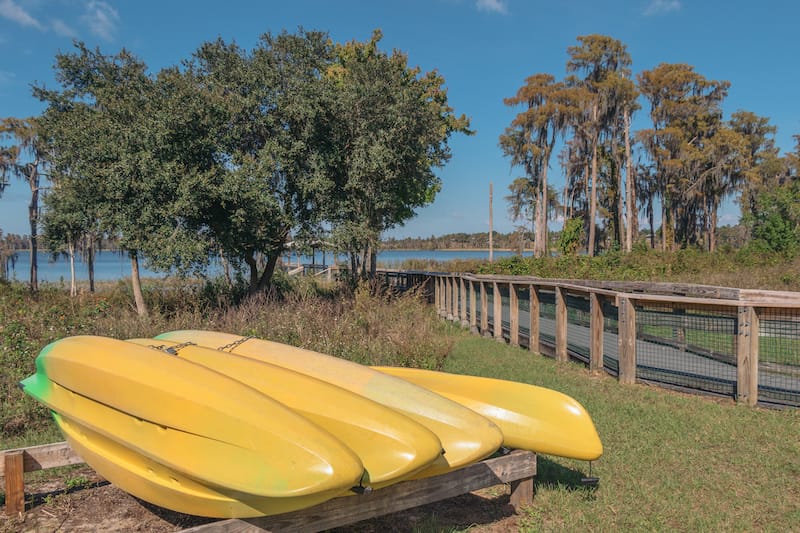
[{"xmin": 1, "ymin": 0, "xmax": 798, "ymax": 240}]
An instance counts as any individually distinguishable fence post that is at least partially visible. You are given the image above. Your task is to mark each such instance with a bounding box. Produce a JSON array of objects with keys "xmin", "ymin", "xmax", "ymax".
[
  {"xmin": 529, "ymin": 284, "xmax": 540, "ymax": 352},
  {"xmin": 446, "ymin": 277, "xmax": 454, "ymax": 320},
  {"xmin": 493, "ymin": 281, "xmax": 504, "ymax": 341},
  {"xmin": 618, "ymin": 296, "xmax": 637, "ymax": 384},
  {"xmin": 480, "ymin": 281, "xmax": 489, "ymax": 336},
  {"xmin": 469, "ymin": 280, "xmax": 478, "ymax": 333},
  {"xmin": 590, "ymin": 292, "xmax": 604, "ymax": 371},
  {"xmin": 4, "ymin": 450, "xmax": 25, "ymax": 516},
  {"xmin": 460, "ymin": 277, "xmax": 469, "ymax": 326},
  {"xmin": 509, "ymin": 283, "xmax": 519, "ymax": 346},
  {"xmin": 450, "ymin": 276, "xmax": 459, "ymax": 321},
  {"xmin": 736, "ymin": 306, "xmax": 759, "ymax": 406},
  {"xmin": 555, "ymin": 287, "xmax": 568, "ymax": 362}
]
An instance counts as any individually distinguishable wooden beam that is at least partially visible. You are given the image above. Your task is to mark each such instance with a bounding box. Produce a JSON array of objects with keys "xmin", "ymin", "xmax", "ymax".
[
  {"xmin": 529, "ymin": 285, "xmax": 540, "ymax": 352},
  {"xmin": 736, "ymin": 306, "xmax": 759, "ymax": 406},
  {"xmin": 555, "ymin": 287, "xmax": 567, "ymax": 362},
  {"xmin": 509, "ymin": 283, "xmax": 519, "ymax": 346},
  {"xmin": 589, "ymin": 292, "xmax": 604, "ymax": 371},
  {"xmin": 618, "ymin": 296, "xmax": 637, "ymax": 384},
  {"xmin": 179, "ymin": 451, "xmax": 536, "ymax": 533},
  {"xmin": 460, "ymin": 277, "xmax": 468, "ymax": 326},
  {"xmin": 480, "ymin": 281, "xmax": 489, "ymax": 336},
  {"xmin": 469, "ymin": 280, "xmax": 478, "ymax": 333},
  {"xmin": 493, "ymin": 281, "xmax": 503, "ymax": 341},
  {"xmin": 4, "ymin": 451, "xmax": 25, "ymax": 516},
  {"xmin": 0, "ymin": 441, "xmax": 83, "ymax": 477}
]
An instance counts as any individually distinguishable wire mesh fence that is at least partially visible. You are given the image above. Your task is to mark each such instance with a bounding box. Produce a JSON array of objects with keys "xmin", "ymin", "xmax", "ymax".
[
  {"xmin": 416, "ymin": 272, "xmax": 800, "ymax": 408},
  {"xmin": 758, "ymin": 308, "xmax": 800, "ymax": 407}
]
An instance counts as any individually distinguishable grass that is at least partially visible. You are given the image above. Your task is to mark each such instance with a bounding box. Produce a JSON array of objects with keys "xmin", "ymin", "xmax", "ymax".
[
  {"xmin": 442, "ymin": 334, "xmax": 800, "ymax": 532},
  {"xmin": 2, "ymin": 274, "xmax": 800, "ymax": 531}
]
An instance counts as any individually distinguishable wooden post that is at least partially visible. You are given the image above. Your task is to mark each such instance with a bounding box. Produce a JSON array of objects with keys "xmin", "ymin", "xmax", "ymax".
[
  {"xmin": 450, "ymin": 276, "xmax": 458, "ymax": 322},
  {"xmin": 529, "ymin": 285, "xmax": 540, "ymax": 352},
  {"xmin": 509, "ymin": 283, "xmax": 519, "ymax": 346},
  {"xmin": 736, "ymin": 306, "xmax": 759, "ymax": 406},
  {"xmin": 618, "ymin": 296, "xmax": 637, "ymax": 384},
  {"xmin": 480, "ymin": 281, "xmax": 489, "ymax": 336},
  {"xmin": 493, "ymin": 281, "xmax": 503, "ymax": 341},
  {"xmin": 444, "ymin": 276, "xmax": 453, "ymax": 320},
  {"xmin": 4, "ymin": 451, "xmax": 25, "ymax": 516},
  {"xmin": 589, "ymin": 292, "xmax": 604, "ymax": 371},
  {"xmin": 460, "ymin": 277, "xmax": 468, "ymax": 326},
  {"xmin": 555, "ymin": 287, "xmax": 567, "ymax": 362},
  {"xmin": 435, "ymin": 277, "xmax": 442, "ymax": 316},
  {"xmin": 469, "ymin": 280, "xmax": 478, "ymax": 333}
]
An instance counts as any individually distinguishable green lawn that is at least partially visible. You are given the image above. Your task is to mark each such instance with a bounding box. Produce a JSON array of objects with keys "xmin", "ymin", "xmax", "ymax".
[{"xmin": 442, "ymin": 334, "xmax": 800, "ymax": 532}]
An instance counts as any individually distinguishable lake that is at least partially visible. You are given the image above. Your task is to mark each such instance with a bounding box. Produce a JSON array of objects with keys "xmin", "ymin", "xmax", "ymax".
[{"xmin": 3, "ymin": 249, "xmax": 530, "ymax": 282}]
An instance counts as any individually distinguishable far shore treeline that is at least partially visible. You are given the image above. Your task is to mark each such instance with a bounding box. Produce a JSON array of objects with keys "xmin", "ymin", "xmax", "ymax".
[{"xmin": 2, "ymin": 31, "xmax": 800, "ymax": 315}]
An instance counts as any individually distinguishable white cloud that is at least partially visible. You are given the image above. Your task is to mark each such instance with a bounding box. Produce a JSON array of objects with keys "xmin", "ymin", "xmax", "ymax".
[
  {"xmin": 644, "ymin": 0, "xmax": 681, "ymax": 16},
  {"xmin": 476, "ymin": 0, "xmax": 508, "ymax": 15},
  {"xmin": 82, "ymin": 0, "xmax": 119, "ymax": 41},
  {"xmin": 0, "ymin": 0, "xmax": 45, "ymax": 30},
  {"xmin": 51, "ymin": 18, "xmax": 77, "ymax": 38}
]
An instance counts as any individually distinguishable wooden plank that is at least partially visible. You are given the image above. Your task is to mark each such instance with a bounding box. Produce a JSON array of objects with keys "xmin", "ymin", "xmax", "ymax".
[
  {"xmin": 4, "ymin": 451, "xmax": 25, "ymax": 516},
  {"xmin": 469, "ymin": 280, "xmax": 478, "ymax": 333},
  {"xmin": 180, "ymin": 451, "xmax": 536, "ymax": 533},
  {"xmin": 618, "ymin": 297, "xmax": 637, "ymax": 384},
  {"xmin": 480, "ymin": 281, "xmax": 489, "ymax": 335},
  {"xmin": 736, "ymin": 306, "xmax": 760, "ymax": 406},
  {"xmin": 493, "ymin": 281, "xmax": 503, "ymax": 341},
  {"xmin": 555, "ymin": 286, "xmax": 567, "ymax": 362},
  {"xmin": 509, "ymin": 478, "xmax": 534, "ymax": 512},
  {"xmin": 0, "ymin": 441, "xmax": 83, "ymax": 476},
  {"xmin": 509, "ymin": 283, "xmax": 520, "ymax": 346},
  {"xmin": 529, "ymin": 285, "xmax": 540, "ymax": 352},
  {"xmin": 460, "ymin": 277, "xmax": 468, "ymax": 325},
  {"xmin": 589, "ymin": 292, "xmax": 604, "ymax": 371}
]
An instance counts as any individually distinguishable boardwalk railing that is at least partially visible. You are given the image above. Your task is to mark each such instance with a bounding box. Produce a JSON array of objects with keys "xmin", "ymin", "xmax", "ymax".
[{"xmin": 377, "ymin": 270, "xmax": 800, "ymax": 408}]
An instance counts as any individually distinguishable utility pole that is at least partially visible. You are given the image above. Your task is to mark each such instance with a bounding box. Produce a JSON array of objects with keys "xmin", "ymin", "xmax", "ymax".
[{"xmin": 489, "ymin": 182, "xmax": 494, "ymax": 263}]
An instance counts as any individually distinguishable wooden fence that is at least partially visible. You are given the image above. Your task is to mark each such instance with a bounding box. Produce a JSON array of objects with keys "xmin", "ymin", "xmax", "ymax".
[{"xmin": 379, "ymin": 270, "xmax": 800, "ymax": 408}]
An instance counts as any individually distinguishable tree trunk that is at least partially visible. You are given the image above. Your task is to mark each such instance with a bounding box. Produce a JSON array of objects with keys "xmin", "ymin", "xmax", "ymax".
[
  {"xmin": 68, "ymin": 241, "xmax": 76, "ymax": 297},
  {"xmin": 28, "ymin": 181, "xmax": 39, "ymax": 292},
  {"xmin": 616, "ymin": 152, "xmax": 625, "ymax": 250},
  {"xmin": 130, "ymin": 252, "xmax": 148, "ymax": 317},
  {"xmin": 624, "ymin": 109, "xmax": 635, "ymax": 252},
  {"xmin": 708, "ymin": 202, "xmax": 718, "ymax": 253},
  {"xmin": 87, "ymin": 236, "xmax": 95, "ymax": 293},
  {"xmin": 245, "ymin": 255, "xmax": 260, "ymax": 294},
  {"xmin": 538, "ymin": 161, "xmax": 550, "ymax": 258},
  {"xmin": 588, "ymin": 135, "xmax": 598, "ymax": 257},
  {"xmin": 257, "ymin": 252, "xmax": 281, "ymax": 292},
  {"xmin": 648, "ymin": 201, "xmax": 655, "ymax": 249}
]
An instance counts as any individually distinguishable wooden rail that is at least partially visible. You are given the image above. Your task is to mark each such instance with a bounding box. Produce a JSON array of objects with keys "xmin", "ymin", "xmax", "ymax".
[
  {"xmin": 376, "ymin": 270, "xmax": 800, "ymax": 407},
  {"xmin": 2, "ymin": 441, "xmax": 535, "ymax": 529}
]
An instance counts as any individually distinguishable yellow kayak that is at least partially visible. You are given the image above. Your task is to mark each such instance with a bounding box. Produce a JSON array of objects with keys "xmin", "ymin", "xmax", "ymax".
[
  {"xmin": 156, "ymin": 331, "xmax": 504, "ymax": 475},
  {"xmin": 20, "ymin": 336, "xmax": 365, "ymax": 517},
  {"xmin": 52, "ymin": 413, "xmax": 347, "ymax": 518},
  {"xmin": 374, "ymin": 367, "xmax": 603, "ymax": 461},
  {"xmin": 127, "ymin": 338, "xmax": 444, "ymax": 488}
]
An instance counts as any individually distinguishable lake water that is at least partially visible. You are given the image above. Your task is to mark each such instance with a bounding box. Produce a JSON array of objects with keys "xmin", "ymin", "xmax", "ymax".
[{"xmin": 4, "ymin": 249, "xmax": 530, "ymax": 282}]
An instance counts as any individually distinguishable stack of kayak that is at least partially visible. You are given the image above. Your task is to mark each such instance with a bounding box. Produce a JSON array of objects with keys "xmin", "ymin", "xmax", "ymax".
[{"xmin": 19, "ymin": 331, "xmax": 603, "ymax": 518}]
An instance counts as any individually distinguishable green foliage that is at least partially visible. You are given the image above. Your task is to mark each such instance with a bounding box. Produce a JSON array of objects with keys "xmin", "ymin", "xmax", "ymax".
[
  {"xmin": 557, "ymin": 218, "xmax": 583, "ymax": 255},
  {"xmin": 744, "ymin": 180, "xmax": 800, "ymax": 257},
  {"xmin": 325, "ymin": 30, "xmax": 472, "ymax": 276}
]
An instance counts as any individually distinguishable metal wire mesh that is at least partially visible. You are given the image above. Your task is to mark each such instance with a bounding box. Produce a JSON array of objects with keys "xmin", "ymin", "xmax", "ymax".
[
  {"xmin": 634, "ymin": 303, "xmax": 738, "ymax": 397},
  {"xmin": 758, "ymin": 309, "xmax": 800, "ymax": 406}
]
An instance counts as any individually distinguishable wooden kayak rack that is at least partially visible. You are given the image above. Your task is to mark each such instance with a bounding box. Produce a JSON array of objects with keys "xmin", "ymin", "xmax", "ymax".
[{"xmin": 2, "ymin": 442, "xmax": 536, "ymax": 531}]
